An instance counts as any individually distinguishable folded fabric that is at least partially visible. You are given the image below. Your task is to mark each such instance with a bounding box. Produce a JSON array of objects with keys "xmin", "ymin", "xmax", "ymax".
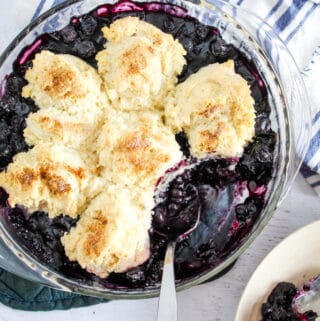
[
  {"xmin": 0, "ymin": 269, "xmax": 106, "ymax": 311},
  {"xmin": 300, "ymin": 47, "xmax": 320, "ymax": 195}
]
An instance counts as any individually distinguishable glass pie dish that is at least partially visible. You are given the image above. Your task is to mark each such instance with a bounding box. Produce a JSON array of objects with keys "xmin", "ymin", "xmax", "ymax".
[{"xmin": 0, "ymin": 0, "xmax": 311, "ymax": 299}]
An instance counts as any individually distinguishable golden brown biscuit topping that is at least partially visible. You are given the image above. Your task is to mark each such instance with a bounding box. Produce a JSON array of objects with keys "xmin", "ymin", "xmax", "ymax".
[
  {"xmin": 165, "ymin": 60, "xmax": 255, "ymax": 158},
  {"xmin": 16, "ymin": 168, "xmax": 38, "ymax": 187},
  {"xmin": 42, "ymin": 66, "xmax": 84, "ymax": 100},
  {"xmin": 96, "ymin": 17, "xmax": 186, "ymax": 111},
  {"xmin": 97, "ymin": 111, "xmax": 182, "ymax": 188},
  {"xmin": 83, "ymin": 210, "xmax": 109, "ymax": 258},
  {"xmin": 62, "ymin": 191, "xmax": 151, "ymax": 278},
  {"xmin": 115, "ymin": 131, "xmax": 170, "ymax": 175},
  {"xmin": 23, "ymin": 51, "xmax": 87, "ymax": 102}
]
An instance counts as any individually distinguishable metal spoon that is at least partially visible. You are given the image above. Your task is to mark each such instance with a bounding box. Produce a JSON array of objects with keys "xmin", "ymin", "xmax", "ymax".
[
  {"xmin": 154, "ymin": 184, "xmax": 201, "ymax": 321},
  {"xmin": 293, "ymin": 275, "xmax": 320, "ymax": 318}
]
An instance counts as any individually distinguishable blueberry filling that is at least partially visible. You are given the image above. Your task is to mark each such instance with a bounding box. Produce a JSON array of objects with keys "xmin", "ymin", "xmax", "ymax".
[
  {"xmin": 0, "ymin": 77, "xmax": 38, "ymax": 170},
  {"xmin": 152, "ymin": 180, "xmax": 201, "ymax": 239},
  {"xmin": 261, "ymin": 282, "xmax": 318, "ymax": 321},
  {"xmin": 0, "ymin": 1, "xmax": 277, "ymax": 289}
]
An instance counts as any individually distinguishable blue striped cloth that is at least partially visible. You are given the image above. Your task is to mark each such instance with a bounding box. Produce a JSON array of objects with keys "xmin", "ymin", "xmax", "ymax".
[{"xmin": 3, "ymin": 0, "xmax": 320, "ymax": 196}]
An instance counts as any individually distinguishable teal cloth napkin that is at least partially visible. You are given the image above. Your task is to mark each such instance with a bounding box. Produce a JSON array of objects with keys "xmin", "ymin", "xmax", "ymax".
[{"xmin": 0, "ymin": 269, "xmax": 106, "ymax": 311}]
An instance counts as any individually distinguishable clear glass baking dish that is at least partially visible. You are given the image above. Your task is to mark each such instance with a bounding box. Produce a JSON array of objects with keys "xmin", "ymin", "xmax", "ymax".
[{"xmin": 0, "ymin": 0, "xmax": 311, "ymax": 299}]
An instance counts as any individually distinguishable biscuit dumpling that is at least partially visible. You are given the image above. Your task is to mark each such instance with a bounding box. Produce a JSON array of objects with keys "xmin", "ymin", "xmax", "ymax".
[
  {"xmin": 97, "ymin": 111, "xmax": 182, "ymax": 188},
  {"xmin": 62, "ymin": 190, "xmax": 151, "ymax": 278},
  {"xmin": 22, "ymin": 50, "xmax": 107, "ymax": 111},
  {"xmin": 0, "ymin": 143, "xmax": 102, "ymax": 218},
  {"xmin": 96, "ymin": 17, "xmax": 186, "ymax": 111},
  {"xmin": 165, "ymin": 60, "xmax": 255, "ymax": 158},
  {"xmin": 22, "ymin": 50, "xmax": 109, "ymax": 150},
  {"xmin": 24, "ymin": 106, "xmax": 107, "ymax": 154}
]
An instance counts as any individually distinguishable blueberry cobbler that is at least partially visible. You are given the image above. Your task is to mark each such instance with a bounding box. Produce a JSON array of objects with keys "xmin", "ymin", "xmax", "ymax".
[
  {"xmin": 0, "ymin": 1, "xmax": 276, "ymax": 288},
  {"xmin": 261, "ymin": 282, "xmax": 319, "ymax": 321}
]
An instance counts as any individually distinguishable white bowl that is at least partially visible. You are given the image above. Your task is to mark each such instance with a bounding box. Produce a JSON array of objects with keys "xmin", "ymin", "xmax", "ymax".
[{"xmin": 235, "ymin": 220, "xmax": 320, "ymax": 321}]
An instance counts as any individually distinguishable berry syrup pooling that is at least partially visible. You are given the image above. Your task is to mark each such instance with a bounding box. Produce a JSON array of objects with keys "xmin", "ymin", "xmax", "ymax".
[{"xmin": 0, "ymin": 1, "xmax": 276, "ymax": 289}]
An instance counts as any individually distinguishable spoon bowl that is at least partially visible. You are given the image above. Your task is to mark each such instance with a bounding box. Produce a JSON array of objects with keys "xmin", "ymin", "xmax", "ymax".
[
  {"xmin": 155, "ymin": 185, "xmax": 202, "ymax": 321},
  {"xmin": 293, "ymin": 275, "xmax": 320, "ymax": 318},
  {"xmin": 153, "ymin": 183, "xmax": 201, "ymax": 240}
]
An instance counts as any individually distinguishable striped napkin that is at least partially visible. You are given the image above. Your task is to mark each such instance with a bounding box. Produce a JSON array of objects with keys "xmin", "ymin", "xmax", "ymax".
[{"xmin": 1, "ymin": 0, "xmax": 320, "ymax": 196}]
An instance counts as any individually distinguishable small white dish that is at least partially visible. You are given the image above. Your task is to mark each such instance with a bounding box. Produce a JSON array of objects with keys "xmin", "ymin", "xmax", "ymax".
[{"xmin": 235, "ymin": 220, "xmax": 320, "ymax": 321}]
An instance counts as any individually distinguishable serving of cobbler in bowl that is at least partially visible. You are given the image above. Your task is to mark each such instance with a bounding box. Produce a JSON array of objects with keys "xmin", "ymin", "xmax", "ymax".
[{"xmin": 0, "ymin": 0, "xmax": 310, "ymax": 298}]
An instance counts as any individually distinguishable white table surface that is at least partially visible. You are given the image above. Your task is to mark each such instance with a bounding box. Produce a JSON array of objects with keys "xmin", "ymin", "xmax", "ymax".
[{"xmin": 0, "ymin": 2, "xmax": 319, "ymax": 321}]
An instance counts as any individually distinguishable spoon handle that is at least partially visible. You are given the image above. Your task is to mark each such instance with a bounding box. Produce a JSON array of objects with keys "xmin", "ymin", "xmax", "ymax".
[{"xmin": 157, "ymin": 241, "xmax": 177, "ymax": 321}]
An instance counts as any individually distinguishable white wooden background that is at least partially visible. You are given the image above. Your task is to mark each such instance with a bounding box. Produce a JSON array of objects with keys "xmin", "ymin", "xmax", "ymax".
[{"xmin": 0, "ymin": 1, "xmax": 319, "ymax": 320}]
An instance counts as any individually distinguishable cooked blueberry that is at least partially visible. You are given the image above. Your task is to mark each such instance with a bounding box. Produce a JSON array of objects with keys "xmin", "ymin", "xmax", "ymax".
[
  {"xmin": 10, "ymin": 100, "xmax": 30, "ymax": 116},
  {"xmin": 6, "ymin": 75, "xmax": 26, "ymax": 94},
  {"xmin": 9, "ymin": 115, "xmax": 25, "ymax": 130},
  {"xmin": 304, "ymin": 311, "xmax": 318, "ymax": 320},
  {"xmin": 121, "ymin": 269, "xmax": 146, "ymax": 287},
  {"xmin": 192, "ymin": 44, "xmax": 202, "ymax": 55},
  {"xmin": 179, "ymin": 37, "xmax": 193, "ymax": 52},
  {"xmin": 192, "ymin": 159, "xmax": 238, "ymax": 187},
  {"xmin": 127, "ymin": 269, "xmax": 146, "ymax": 281},
  {"xmin": 0, "ymin": 188, "xmax": 8, "ymax": 206},
  {"xmin": 92, "ymin": 30, "xmax": 106, "ymax": 47},
  {"xmin": 163, "ymin": 16, "xmax": 175, "ymax": 31},
  {"xmin": 237, "ymin": 132, "xmax": 276, "ymax": 183},
  {"xmin": 175, "ymin": 131, "xmax": 190, "ymax": 157},
  {"xmin": 0, "ymin": 120, "xmax": 10, "ymax": 138},
  {"xmin": 7, "ymin": 209, "xmax": 78, "ymax": 270},
  {"xmin": 59, "ymin": 25, "xmax": 78, "ymax": 43},
  {"xmin": 0, "ymin": 144, "xmax": 11, "ymax": 157},
  {"xmin": 53, "ymin": 214, "xmax": 78, "ymax": 232},
  {"xmin": 9, "ymin": 137, "xmax": 27, "ymax": 153},
  {"xmin": 255, "ymin": 113, "xmax": 272, "ymax": 132},
  {"xmin": 261, "ymin": 282, "xmax": 303, "ymax": 321},
  {"xmin": 195, "ymin": 24, "xmax": 210, "ymax": 41},
  {"xmin": 152, "ymin": 204, "xmax": 168, "ymax": 229},
  {"xmin": 235, "ymin": 204, "xmax": 246, "ymax": 220},
  {"xmin": 175, "ymin": 24, "xmax": 189, "ymax": 40},
  {"xmin": 255, "ymin": 97, "xmax": 271, "ymax": 113},
  {"xmin": 234, "ymin": 59, "xmax": 257, "ymax": 84},
  {"xmin": 195, "ymin": 240, "xmax": 218, "ymax": 260},
  {"xmin": 23, "ymin": 97, "xmax": 39, "ymax": 113},
  {"xmin": 210, "ymin": 38, "xmax": 229, "ymax": 57},
  {"xmin": 248, "ymin": 180, "xmax": 257, "ymax": 192},
  {"xmin": 153, "ymin": 176, "xmax": 200, "ymax": 238},
  {"xmin": 146, "ymin": 258, "xmax": 163, "ymax": 284},
  {"xmin": 0, "ymin": 96, "xmax": 15, "ymax": 114},
  {"xmin": 256, "ymin": 146, "xmax": 272, "ymax": 163},
  {"xmin": 72, "ymin": 40, "xmax": 97, "ymax": 58},
  {"xmin": 80, "ymin": 15, "xmax": 98, "ymax": 36}
]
